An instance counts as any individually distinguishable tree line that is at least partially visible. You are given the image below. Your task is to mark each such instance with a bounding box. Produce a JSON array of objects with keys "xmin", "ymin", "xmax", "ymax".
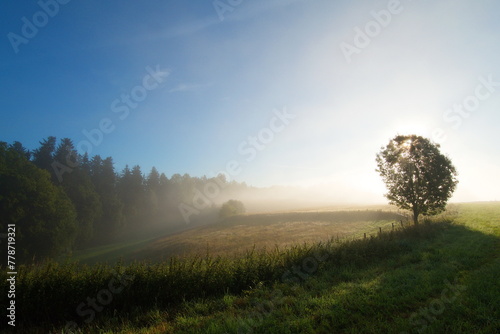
[{"xmin": 0, "ymin": 137, "xmax": 248, "ymax": 261}]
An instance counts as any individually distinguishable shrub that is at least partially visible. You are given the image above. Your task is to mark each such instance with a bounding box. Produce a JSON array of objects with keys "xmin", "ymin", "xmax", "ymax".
[{"xmin": 219, "ymin": 200, "xmax": 246, "ymax": 219}]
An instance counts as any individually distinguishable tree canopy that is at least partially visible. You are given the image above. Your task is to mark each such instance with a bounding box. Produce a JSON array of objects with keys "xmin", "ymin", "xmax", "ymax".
[
  {"xmin": 376, "ymin": 135, "xmax": 458, "ymax": 224},
  {"xmin": 0, "ymin": 142, "xmax": 77, "ymax": 259}
]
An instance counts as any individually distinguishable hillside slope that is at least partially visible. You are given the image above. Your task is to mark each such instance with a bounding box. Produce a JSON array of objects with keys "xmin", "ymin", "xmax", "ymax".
[{"xmin": 105, "ymin": 202, "xmax": 500, "ymax": 333}]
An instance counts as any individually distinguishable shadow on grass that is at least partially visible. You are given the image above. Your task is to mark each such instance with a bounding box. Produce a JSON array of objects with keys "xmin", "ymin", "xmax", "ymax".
[{"xmin": 240, "ymin": 223, "xmax": 499, "ymax": 334}]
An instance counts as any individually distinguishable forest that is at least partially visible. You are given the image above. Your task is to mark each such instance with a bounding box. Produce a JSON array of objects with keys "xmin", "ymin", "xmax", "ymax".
[{"xmin": 0, "ymin": 137, "xmax": 249, "ymax": 261}]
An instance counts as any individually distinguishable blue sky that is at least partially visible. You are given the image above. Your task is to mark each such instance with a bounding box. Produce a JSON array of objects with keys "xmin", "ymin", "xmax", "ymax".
[{"xmin": 1, "ymin": 0, "xmax": 499, "ymax": 203}]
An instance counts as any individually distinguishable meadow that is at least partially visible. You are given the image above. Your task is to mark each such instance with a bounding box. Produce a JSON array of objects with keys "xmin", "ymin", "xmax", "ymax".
[
  {"xmin": 72, "ymin": 206, "xmax": 404, "ymax": 264},
  {"xmin": 2, "ymin": 202, "xmax": 498, "ymax": 333}
]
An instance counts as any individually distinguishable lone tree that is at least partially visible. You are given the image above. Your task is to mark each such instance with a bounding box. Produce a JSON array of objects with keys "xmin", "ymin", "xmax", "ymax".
[
  {"xmin": 376, "ymin": 135, "xmax": 458, "ymax": 224},
  {"xmin": 219, "ymin": 199, "xmax": 246, "ymax": 219}
]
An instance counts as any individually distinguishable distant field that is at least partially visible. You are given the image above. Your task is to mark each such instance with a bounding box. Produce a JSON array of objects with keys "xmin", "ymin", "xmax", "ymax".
[{"xmin": 73, "ymin": 207, "xmax": 405, "ymax": 264}]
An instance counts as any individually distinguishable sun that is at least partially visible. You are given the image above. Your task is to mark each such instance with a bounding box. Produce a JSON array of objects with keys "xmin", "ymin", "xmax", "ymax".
[{"xmin": 402, "ymin": 138, "xmax": 413, "ymax": 148}]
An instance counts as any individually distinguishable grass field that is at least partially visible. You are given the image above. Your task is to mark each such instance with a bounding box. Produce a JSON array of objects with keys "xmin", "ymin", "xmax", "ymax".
[
  {"xmin": 3, "ymin": 202, "xmax": 499, "ymax": 333},
  {"xmin": 72, "ymin": 207, "xmax": 405, "ymax": 264}
]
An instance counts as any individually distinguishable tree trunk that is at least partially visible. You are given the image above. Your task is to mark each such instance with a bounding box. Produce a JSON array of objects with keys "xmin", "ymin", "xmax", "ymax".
[{"xmin": 412, "ymin": 206, "xmax": 419, "ymax": 225}]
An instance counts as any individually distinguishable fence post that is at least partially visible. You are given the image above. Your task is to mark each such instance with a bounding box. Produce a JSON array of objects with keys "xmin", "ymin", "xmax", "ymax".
[
  {"xmin": 364, "ymin": 233, "xmax": 366, "ymax": 239},
  {"xmin": 400, "ymin": 220, "xmax": 404, "ymax": 228},
  {"xmin": 379, "ymin": 227, "xmax": 382, "ymax": 235}
]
